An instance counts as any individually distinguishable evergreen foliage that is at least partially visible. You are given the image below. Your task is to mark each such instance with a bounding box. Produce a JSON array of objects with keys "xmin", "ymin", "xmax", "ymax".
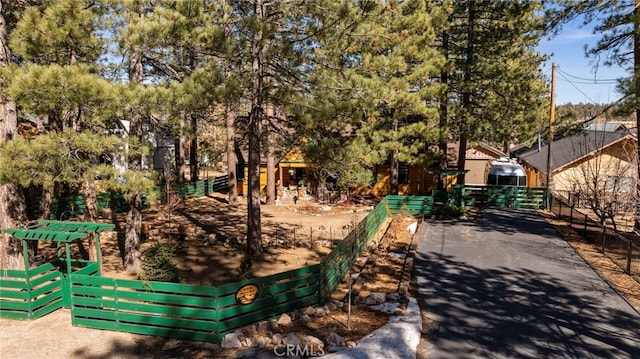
[
  {"xmin": 0, "ymin": 0, "xmax": 558, "ymax": 263},
  {"xmin": 442, "ymin": 0, "xmax": 549, "ymax": 181},
  {"xmin": 138, "ymin": 242, "xmax": 181, "ymax": 283}
]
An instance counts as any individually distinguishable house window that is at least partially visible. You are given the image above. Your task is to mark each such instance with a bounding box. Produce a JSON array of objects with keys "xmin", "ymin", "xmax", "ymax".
[{"xmin": 399, "ymin": 163, "xmax": 409, "ymax": 184}]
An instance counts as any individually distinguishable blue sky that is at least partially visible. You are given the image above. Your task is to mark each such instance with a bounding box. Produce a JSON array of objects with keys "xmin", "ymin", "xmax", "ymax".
[{"xmin": 537, "ymin": 18, "xmax": 629, "ymax": 105}]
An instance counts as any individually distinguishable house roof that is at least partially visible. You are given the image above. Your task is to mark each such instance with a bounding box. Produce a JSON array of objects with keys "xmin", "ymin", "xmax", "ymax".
[
  {"xmin": 518, "ymin": 130, "xmax": 636, "ymax": 174},
  {"xmin": 466, "ymin": 143, "xmax": 506, "ymax": 160},
  {"xmin": 584, "ymin": 122, "xmax": 628, "ymax": 132}
]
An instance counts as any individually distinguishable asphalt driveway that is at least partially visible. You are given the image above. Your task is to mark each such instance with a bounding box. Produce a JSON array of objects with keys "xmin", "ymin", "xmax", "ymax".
[{"xmin": 415, "ymin": 208, "xmax": 640, "ymax": 359}]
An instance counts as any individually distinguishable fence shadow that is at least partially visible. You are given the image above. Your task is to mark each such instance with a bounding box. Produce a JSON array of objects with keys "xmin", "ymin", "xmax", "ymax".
[{"xmin": 416, "ymin": 251, "xmax": 640, "ymax": 358}]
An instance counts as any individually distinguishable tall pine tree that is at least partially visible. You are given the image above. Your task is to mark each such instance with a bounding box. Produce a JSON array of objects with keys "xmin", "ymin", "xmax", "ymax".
[{"xmin": 443, "ymin": 0, "xmax": 548, "ymax": 183}]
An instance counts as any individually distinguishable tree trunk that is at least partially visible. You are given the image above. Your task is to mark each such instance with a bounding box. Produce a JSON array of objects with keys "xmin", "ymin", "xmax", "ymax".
[
  {"xmin": 39, "ymin": 185, "xmax": 53, "ymax": 221},
  {"xmin": 123, "ymin": 193, "xmax": 142, "ymax": 271},
  {"xmin": 265, "ymin": 117, "xmax": 276, "ymax": 204},
  {"xmin": 80, "ymin": 180, "xmax": 98, "ymax": 262},
  {"xmin": 438, "ymin": 30, "xmax": 449, "ymax": 191},
  {"xmin": 266, "ymin": 151, "xmax": 276, "ymax": 204},
  {"xmin": 31, "ymin": 185, "xmax": 54, "ymax": 257},
  {"xmin": 634, "ymin": 1, "xmax": 640, "ymax": 197},
  {"xmin": 457, "ymin": 135, "xmax": 468, "ymax": 185},
  {"xmin": 124, "ymin": 7, "xmax": 144, "ymax": 272},
  {"xmin": 0, "ymin": 2, "xmax": 28, "ymax": 269},
  {"xmin": 389, "ymin": 151, "xmax": 399, "ymax": 195},
  {"xmin": 390, "ymin": 117, "xmax": 399, "ymax": 195},
  {"xmin": 458, "ymin": 0, "xmax": 475, "ymax": 186},
  {"xmin": 248, "ymin": 105, "xmax": 263, "ymax": 256},
  {"xmin": 222, "ymin": 5, "xmax": 238, "ymax": 206},
  {"xmin": 247, "ymin": 0, "xmax": 265, "ymax": 256},
  {"xmin": 189, "ymin": 115, "xmax": 198, "ymax": 182},
  {"xmin": 175, "ymin": 120, "xmax": 186, "ymax": 184},
  {"xmin": 226, "ymin": 106, "xmax": 238, "ymax": 205}
]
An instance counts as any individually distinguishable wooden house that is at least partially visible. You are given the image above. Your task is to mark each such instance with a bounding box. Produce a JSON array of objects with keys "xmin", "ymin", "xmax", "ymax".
[{"xmin": 518, "ymin": 130, "xmax": 637, "ymax": 196}]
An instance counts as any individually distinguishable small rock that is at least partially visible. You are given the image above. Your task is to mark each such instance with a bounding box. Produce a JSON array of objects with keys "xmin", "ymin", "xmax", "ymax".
[
  {"xmin": 394, "ymin": 307, "xmax": 407, "ymax": 316},
  {"xmin": 288, "ymin": 311, "xmax": 300, "ymax": 321},
  {"xmin": 272, "ymin": 333, "xmax": 284, "ymax": 345},
  {"xmin": 388, "ymin": 252, "xmax": 406, "ymax": 259},
  {"xmin": 364, "ymin": 292, "xmax": 386, "ymax": 305},
  {"xmin": 346, "ymin": 340, "xmax": 357, "ymax": 348},
  {"xmin": 277, "ymin": 313, "xmax": 292, "ymax": 326},
  {"xmin": 241, "ymin": 337, "xmax": 252, "ymax": 347},
  {"xmin": 257, "ymin": 320, "xmax": 271, "ymax": 333},
  {"xmin": 299, "ymin": 314, "xmax": 311, "ymax": 323},
  {"xmin": 284, "ymin": 333, "xmax": 301, "ymax": 346},
  {"xmin": 314, "ymin": 307, "xmax": 327, "ymax": 317},
  {"xmin": 303, "ymin": 306, "xmax": 316, "ymax": 316},
  {"xmin": 305, "ymin": 335, "xmax": 324, "ymax": 353},
  {"xmin": 332, "ymin": 300, "xmax": 344, "ymax": 309},
  {"xmin": 386, "ymin": 292, "xmax": 401, "ymax": 302},
  {"xmin": 251, "ymin": 336, "xmax": 271, "ymax": 348},
  {"xmin": 236, "ymin": 324, "xmax": 257, "ymax": 337},
  {"xmin": 326, "ymin": 332, "xmax": 345, "ymax": 347},
  {"xmin": 326, "ymin": 302, "xmax": 337, "ymax": 311},
  {"xmin": 221, "ymin": 333, "xmax": 242, "ymax": 349}
]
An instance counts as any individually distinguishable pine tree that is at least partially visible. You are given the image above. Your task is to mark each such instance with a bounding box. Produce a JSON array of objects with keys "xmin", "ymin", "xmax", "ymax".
[
  {"xmin": 301, "ymin": 1, "xmax": 447, "ymax": 194},
  {"xmin": 443, "ymin": 0, "xmax": 548, "ymax": 184},
  {"xmin": 0, "ymin": 0, "xmax": 28, "ymax": 269},
  {"xmin": 7, "ymin": 0, "xmax": 129, "ymax": 263}
]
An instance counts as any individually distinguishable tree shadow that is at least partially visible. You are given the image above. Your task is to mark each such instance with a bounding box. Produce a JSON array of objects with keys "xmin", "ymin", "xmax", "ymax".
[{"xmin": 415, "ymin": 251, "xmax": 640, "ymax": 358}]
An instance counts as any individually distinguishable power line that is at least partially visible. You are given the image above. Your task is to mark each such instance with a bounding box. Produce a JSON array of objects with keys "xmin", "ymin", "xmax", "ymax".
[
  {"xmin": 557, "ymin": 67, "xmax": 625, "ymax": 85},
  {"xmin": 557, "ymin": 70, "xmax": 599, "ymax": 104}
]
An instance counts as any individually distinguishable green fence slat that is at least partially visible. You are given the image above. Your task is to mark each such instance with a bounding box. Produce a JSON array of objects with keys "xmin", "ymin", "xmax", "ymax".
[
  {"xmin": 0, "ymin": 278, "xmax": 28, "ymax": 289},
  {"xmin": 0, "ymin": 288, "xmax": 29, "ymax": 300},
  {"xmin": 0, "ymin": 300, "xmax": 30, "ymax": 311},
  {"xmin": 0, "ymin": 309, "xmax": 29, "ymax": 320}
]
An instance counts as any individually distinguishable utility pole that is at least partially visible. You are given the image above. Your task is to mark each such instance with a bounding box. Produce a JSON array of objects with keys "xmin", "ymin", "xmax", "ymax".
[{"xmin": 546, "ymin": 63, "xmax": 557, "ymax": 205}]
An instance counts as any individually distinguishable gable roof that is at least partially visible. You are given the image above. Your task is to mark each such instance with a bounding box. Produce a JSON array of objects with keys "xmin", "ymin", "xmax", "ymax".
[
  {"xmin": 466, "ymin": 143, "xmax": 506, "ymax": 160},
  {"xmin": 518, "ymin": 130, "xmax": 636, "ymax": 174}
]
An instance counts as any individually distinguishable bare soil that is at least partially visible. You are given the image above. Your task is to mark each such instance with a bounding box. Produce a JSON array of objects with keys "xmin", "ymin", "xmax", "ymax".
[{"xmin": 1, "ymin": 193, "xmax": 417, "ymax": 359}]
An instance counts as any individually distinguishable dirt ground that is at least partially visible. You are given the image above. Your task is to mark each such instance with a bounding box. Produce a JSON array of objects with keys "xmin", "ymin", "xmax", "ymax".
[{"xmin": 1, "ymin": 193, "xmax": 417, "ymax": 359}]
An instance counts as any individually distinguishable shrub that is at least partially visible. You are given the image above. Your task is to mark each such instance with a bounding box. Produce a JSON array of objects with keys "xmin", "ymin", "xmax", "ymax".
[
  {"xmin": 433, "ymin": 205, "xmax": 468, "ymax": 218},
  {"xmin": 138, "ymin": 243, "xmax": 181, "ymax": 283}
]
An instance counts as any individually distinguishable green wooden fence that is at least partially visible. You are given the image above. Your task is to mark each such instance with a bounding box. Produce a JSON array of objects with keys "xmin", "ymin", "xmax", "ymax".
[
  {"xmin": 68, "ymin": 199, "xmax": 397, "ymax": 342},
  {"xmin": 384, "ymin": 195, "xmax": 435, "ymax": 215},
  {"xmin": 70, "ymin": 264, "xmax": 321, "ymax": 343},
  {"xmin": 0, "ymin": 262, "xmax": 64, "ymax": 320},
  {"xmin": 29, "ymin": 176, "xmax": 229, "ymax": 220},
  {"xmin": 462, "ymin": 185, "xmax": 548, "ymax": 209},
  {"xmin": 1, "ymin": 195, "xmax": 433, "ymax": 343}
]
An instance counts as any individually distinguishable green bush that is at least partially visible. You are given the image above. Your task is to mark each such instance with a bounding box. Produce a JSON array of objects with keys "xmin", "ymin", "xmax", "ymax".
[
  {"xmin": 433, "ymin": 205, "xmax": 468, "ymax": 218},
  {"xmin": 138, "ymin": 243, "xmax": 182, "ymax": 283}
]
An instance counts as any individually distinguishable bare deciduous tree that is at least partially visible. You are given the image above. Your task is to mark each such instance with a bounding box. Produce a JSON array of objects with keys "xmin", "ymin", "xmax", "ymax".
[{"xmin": 563, "ymin": 132, "xmax": 637, "ymax": 231}]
